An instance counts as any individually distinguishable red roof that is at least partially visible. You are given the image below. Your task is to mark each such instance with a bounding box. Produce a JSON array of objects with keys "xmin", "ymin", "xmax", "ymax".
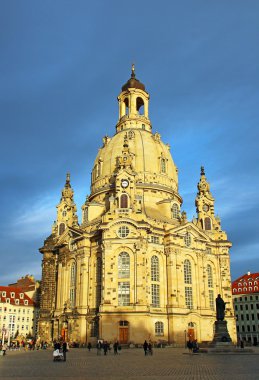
[
  {"xmin": 232, "ymin": 272, "xmax": 259, "ymax": 295},
  {"xmin": 0, "ymin": 286, "xmax": 35, "ymax": 306}
]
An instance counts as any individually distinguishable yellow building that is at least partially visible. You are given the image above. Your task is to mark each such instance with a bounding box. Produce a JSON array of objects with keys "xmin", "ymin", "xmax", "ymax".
[{"xmin": 38, "ymin": 67, "xmax": 236, "ymax": 345}]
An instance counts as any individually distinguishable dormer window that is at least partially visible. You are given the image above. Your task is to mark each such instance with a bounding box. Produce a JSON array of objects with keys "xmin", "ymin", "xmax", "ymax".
[
  {"xmin": 59, "ymin": 223, "xmax": 65, "ymax": 235},
  {"xmin": 120, "ymin": 194, "xmax": 128, "ymax": 208},
  {"xmin": 6, "ymin": 298, "xmax": 10, "ymax": 303},
  {"xmin": 20, "ymin": 293, "xmax": 24, "ymax": 299},
  {"xmin": 184, "ymin": 232, "xmax": 191, "ymax": 247},
  {"xmin": 161, "ymin": 158, "xmax": 166, "ymax": 174},
  {"xmin": 24, "ymin": 300, "xmax": 28, "ymax": 305},
  {"xmin": 172, "ymin": 203, "xmax": 179, "ymax": 219},
  {"xmin": 2, "ymin": 291, "xmax": 6, "ymax": 297},
  {"xmin": 11, "ymin": 292, "xmax": 15, "ymax": 298},
  {"xmin": 204, "ymin": 217, "xmax": 212, "ymax": 230},
  {"xmin": 15, "ymin": 299, "xmax": 19, "ymax": 305}
]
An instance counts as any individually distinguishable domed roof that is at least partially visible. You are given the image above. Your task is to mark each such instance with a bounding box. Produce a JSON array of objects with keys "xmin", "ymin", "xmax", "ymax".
[
  {"xmin": 121, "ymin": 65, "xmax": 146, "ymax": 92},
  {"xmin": 91, "ymin": 129, "xmax": 178, "ymax": 195}
]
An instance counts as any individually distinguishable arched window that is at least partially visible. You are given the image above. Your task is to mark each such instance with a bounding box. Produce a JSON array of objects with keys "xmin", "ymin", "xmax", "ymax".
[
  {"xmin": 184, "ymin": 233, "xmax": 191, "ymax": 247},
  {"xmin": 151, "ymin": 256, "xmax": 159, "ymax": 281},
  {"xmin": 207, "ymin": 264, "xmax": 213, "ymax": 288},
  {"xmin": 70, "ymin": 262, "xmax": 76, "ymax": 307},
  {"xmin": 184, "ymin": 253, "xmax": 194, "ymax": 303},
  {"xmin": 204, "ymin": 217, "xmax": 212, "ymax": 230},
  {"xmin": 184, "ymin": 260, "xmax": 192, "ymax": 284},
  {"xmin": 59, "ymin": 223, "xmax": 65, "ymax": 235},
  {"xmin": 118, "ymin": 252, "xmax": 130, "ymax": 278},
  {"xmin": 124, "ymin": 98, "xmax": 129, "ymax": 116},
  {"xmin": 155, "ymin": 321, "xmax": 164, "ymax": 336},
  {"xmin": 172, "ymin": 203, "xmax": 179, "ymax": 219},
  {"xmin": 96, "ymin": 257, "xmax": 102, "ymax": 307},
  {"xmin": 118, "ymin": 282, "xmax": 130, "ymax": 306},
  {"xmin": 161, "ymin": 158, "xmax": 166, "ymax": 173},
  {"xmin": 120, "ymin": 194, "xmax": 128, "ymax": 208},
  {"xmin": 136, "ymin": 97, "xmax": 144, "ymax": 115},
  {"xmin": 71, "ymin": 263, "xmax": 76, "ymax": 286}
]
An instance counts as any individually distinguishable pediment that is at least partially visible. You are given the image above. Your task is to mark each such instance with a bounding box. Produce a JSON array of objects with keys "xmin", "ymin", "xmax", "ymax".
[
  {"xmin": 56, "ymin": 226, "xmax": 83, "ymax": 246},
  {"xmin": 168, "ymin": 222, "xmax": 211, "ymax": 242}
]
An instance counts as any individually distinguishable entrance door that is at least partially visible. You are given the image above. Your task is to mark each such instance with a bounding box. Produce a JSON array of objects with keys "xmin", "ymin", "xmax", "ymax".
[
  {"xmin": 119, "ymin": 328, "xmax": 128, "ymax": 344},
  {"xmin": 188, "ymin": 328, "xmax": 195, "ymax": 342}
]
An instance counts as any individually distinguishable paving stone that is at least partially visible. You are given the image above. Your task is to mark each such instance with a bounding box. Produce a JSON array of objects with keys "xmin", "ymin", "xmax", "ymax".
[{"xmin": 0, "ymin": 347, "xmax": 259, "ymax": 380}]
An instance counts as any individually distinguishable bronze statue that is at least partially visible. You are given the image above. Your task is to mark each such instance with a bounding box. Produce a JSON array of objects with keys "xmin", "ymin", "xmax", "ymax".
[{"xmin": 216, "ymin": 294, "xmax": 227, "ymax": 321}]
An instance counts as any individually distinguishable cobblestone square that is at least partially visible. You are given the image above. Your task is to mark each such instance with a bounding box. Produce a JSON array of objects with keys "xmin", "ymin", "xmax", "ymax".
[{"xmin": 1, "ymin": 347, "xmax": 259, "ymax": 380}]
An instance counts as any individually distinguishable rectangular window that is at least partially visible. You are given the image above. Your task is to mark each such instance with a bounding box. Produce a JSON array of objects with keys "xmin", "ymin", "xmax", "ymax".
[
  {"xmin": 185, "ymin": 287, "xmax": 193, "ymax": 309},
  {"xmin": 90, "ymin": 321, "xmax": 98, "ymax": 337},
  {"xmin": 70, "ymin": 288, "xmax": 75, "ymax": 307},
  {"xmin": 209, "ymin": 290, "xmax": 214, "ymax": 310},
  {"xmin": 251, "ymin": 304, "xmax": 254, "ymax": 310},
  {"xmin": 118, "ymin": 282, "xmax": 130, "ymax": 306},
  {"xmin": 151, "ymin": 284, "xmax": 160, "ymax": 307},
  {"xmin": 150, "ymin": 236, "xmax": 159, "ymax": 244}
]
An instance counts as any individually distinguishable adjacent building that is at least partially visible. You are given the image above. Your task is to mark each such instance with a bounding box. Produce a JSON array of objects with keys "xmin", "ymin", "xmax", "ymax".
[
  {"xmin": 232, "ymin": 272, "xmax": 259, "ymax": 345},
  {"xmin": 38, "ymin": 67, "xmax": 236, "ymax": 345},
  {"xmin": 0, "ymin": 286, "xmax": 39, "ymax": 341}
]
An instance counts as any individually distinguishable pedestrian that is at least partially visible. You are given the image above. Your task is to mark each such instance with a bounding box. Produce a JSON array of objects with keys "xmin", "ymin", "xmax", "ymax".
[
  {"xmin": 2, "ymin": 343, "xmax": 7, "ymax": 356},
  {"xmin": 192, "ymin": 339, "xmax": 199, "ymax": 353},
  {"xmin": 97, "ymin": 340, "xmax": 102, "ymax": 355},
  {"xmin": 113, "ymin": 341, "xmax": 118, "ymax": 355},
  {"xmin": 187, "ymin": 340, "xmax": 193, "ymax": 353},
  {"xmin": 103, "ymin": 341, "xmax": 108, "ymax": 355},
  {"xmin": 148, "ymin": 342, "xmax": 153, "ymax": 355},
  {"xmin": 87, "ymin": 342, "xmax": 92, "ymax": 352},
  {"xmin": 143, "ymin": 340, "xmax": 148, "ymax": 356},
  {"xmin": 62, "ymin": 340, "xmax": 67, "ymax": 362}
]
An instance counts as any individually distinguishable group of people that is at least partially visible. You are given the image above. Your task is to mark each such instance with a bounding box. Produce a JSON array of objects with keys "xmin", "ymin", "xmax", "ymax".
[
  {"xmin": 187, "ymin": 339, "xmax": 199, "ymax": 353},
  {"xmin": 96, "ymin": 340, "xmax": 121, "ymax": 355},
  {"xmin": 53, "ymin": 340, "xmax": 68, "ymax": 361},
  {"xmin": 143, "ymin": 340, "xmax": 153, "ymax": 356}
]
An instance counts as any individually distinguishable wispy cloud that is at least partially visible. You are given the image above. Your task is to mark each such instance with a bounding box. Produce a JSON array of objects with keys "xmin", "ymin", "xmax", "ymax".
[{"xmin": 9, "ymin": 195, "xmax": 56, "ymax": 240}]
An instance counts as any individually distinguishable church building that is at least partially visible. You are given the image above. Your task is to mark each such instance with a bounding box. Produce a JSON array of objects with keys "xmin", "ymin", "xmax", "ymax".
[{"xmin": 38, "ymin": 67, "xmax": 236, "ymax": 345}]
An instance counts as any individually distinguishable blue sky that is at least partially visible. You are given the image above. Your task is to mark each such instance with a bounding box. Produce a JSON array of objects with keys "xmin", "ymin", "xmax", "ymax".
[{"xmin": 0, "ymin": 1, "xmax": 259, "ymax": 284}]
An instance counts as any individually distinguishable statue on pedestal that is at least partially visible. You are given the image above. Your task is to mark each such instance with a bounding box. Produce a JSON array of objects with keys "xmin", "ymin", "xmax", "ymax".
[{"xmin": 216, "ymin": 294, "xmax": 227, "ymax": 321}]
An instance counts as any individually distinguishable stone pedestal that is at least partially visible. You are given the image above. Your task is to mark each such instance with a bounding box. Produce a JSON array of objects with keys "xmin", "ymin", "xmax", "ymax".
[{"xmin": 211, "ymin": 320, "xmax": 232, "ymax": 346}]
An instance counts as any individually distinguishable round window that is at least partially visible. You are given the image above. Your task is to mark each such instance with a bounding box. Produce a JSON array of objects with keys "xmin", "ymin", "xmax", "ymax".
[{"xmin": 118, "ymin": 226, "xmax": 130, "ymax": 238}]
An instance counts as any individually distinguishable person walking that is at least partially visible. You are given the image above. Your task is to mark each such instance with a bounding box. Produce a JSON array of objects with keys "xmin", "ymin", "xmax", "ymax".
[
  {"xmin": 62, "ymin": 341, "xmax": 67, "ymax": 362},
  {"xmin": 97, "ymin": 340, "xmax": 102, "ymax": 355},
  {"xmin": 187, "ymin": 340, "xmax": 193, "ymax": 353},
  {"xmin": 143, "ymin": 340, "xmax": 148, "ymax": 356},
  {"xmin": 87, "ymin": 342, "xmax": 92, "ymax": 352},
  {"xmin": 113, "ymin": 341, "xmax": 118, "ymax": 355},
  {"xmin": 103, "ymin": 341, "xmax": 108, "ymax": 355},
  {"xmin": 148, "ymin": 342, "xmax": 153, "ymax": 355},
  {"xmin": 2, "ymin": 343, "xmax": 7, "ymax": 356}
]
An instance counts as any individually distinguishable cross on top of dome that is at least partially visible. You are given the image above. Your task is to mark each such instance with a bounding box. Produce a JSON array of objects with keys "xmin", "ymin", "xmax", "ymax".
[{"xmin": 121, "ymin": 64, "xmax": 146, "ymax": 92}]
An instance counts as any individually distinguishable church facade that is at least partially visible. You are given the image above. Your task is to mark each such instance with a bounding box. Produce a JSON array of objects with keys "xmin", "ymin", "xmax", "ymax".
[{"xmin": 38, "ymin": 67, "xmax": 236, "ymax": 345}]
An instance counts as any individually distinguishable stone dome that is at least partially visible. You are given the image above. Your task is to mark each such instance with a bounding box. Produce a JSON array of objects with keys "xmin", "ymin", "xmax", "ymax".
[{"xmin": 90, "ymin": 129, "xmax": 179, "ymax": 199}]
